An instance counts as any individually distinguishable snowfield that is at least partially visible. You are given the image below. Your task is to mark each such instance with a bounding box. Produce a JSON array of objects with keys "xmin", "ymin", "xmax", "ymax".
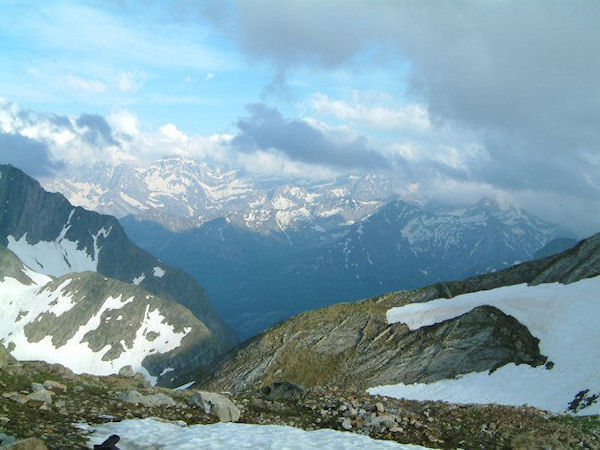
[
  {"xmin": 6, "ymin": 219, "xmax": 110, "ymax": 277},
  {"xmin": 0, "ymin": 259, "xmax": 190, "ymax": 383},
  {"xmin": 85, "ymin": 419, "xmax": 433, "ymax": 450},
  {"xmin": 368, "ymin": 276, "xmax": 600, "ymax": 415}
]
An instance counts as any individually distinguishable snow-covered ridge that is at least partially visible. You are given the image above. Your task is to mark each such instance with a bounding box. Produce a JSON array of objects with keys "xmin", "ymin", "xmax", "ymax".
[
  {"xmin": 369, "ymin": 276, "xmax": 600, "ymax": 415},
  {"xmin": 0, "ymin": 253, "xmax": 191, "ymax": 384}
]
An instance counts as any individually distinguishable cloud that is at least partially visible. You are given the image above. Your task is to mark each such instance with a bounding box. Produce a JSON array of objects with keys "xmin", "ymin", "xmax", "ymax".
[
  {"xmin": 118, "ymin": 70, "xmax": 147, "ymax": 92},
  {"xmin": 65, "ymin": 75, "xmax": 106, "ymax": 93},
  {"xmin": 232, "ymin": 103, "xmax": 388, "ymax": 170},
  {"xmin": 310, "ymin": 93, "xmax": 431, "ymax": 131},
  {"xmin": 75, "ymin": 114, "xmax": 119, "ymax": 147},
  {"xmin": 203, "ymin": 1, "xmax": 600, "ymax": 199},
  {"xmin": 0, "ymin": 132, "xmax": 64, "ymax": 176}
]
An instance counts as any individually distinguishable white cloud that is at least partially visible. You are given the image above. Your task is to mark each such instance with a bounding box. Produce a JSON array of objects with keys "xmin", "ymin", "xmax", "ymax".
[
  {"xmin": 65, "ymin": 75, "xmax": 106, "ymax": 93},
  {"xmin": 159, "ymin": 123, "xmax": 188, "ymax": 142},
  {"xmin": 107, "ymin": 110, "xmax": 142, "ymax": 137},
  {"xmin": 117, "ymin": 70, "xmax": 147, "ymax": 92},
  {"xmin": 310, "ymin": 93, "xmax": 431, "ymax": 131}
]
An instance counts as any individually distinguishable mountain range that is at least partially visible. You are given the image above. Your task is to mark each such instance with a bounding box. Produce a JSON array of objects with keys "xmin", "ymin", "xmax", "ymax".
[
  {"xmin": 42, "ymin": 157, "xmax": 411, "ymax": 233},
  {"xmin": 1, "ymin": 161, "xmax": 598, "ymax": 421},
  {"xmin": 121, "ymin": 195, "xmax": 567, "ymax": 338},
  {"xmin": 0, "ymin": 164, "xmax": 236, "ymax": 383},
  {"xmin": 41, "ymin": 157, "xmax": 571, "ymax": 338}
]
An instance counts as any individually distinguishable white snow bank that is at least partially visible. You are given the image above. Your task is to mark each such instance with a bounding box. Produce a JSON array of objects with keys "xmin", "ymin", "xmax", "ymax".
[
  {"xmin": 369, "ymin": 276, "xmax": 600, "ymax": 415},
  {"xmin": 85, "ymin": 418, "xmax": 432, "ymax": 450},
  {"xmin": 152, "ymin": 266, "xmax": 165, "ymax": 278}
]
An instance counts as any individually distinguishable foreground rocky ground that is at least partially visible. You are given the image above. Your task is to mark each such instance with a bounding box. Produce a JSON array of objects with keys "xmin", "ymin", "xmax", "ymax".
[{"xmin": 0, "ymin": 357, "xmax": 598, "ymax": 449}]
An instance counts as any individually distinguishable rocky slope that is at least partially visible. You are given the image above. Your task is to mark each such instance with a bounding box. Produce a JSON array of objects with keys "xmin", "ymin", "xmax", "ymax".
[
  {"xmin": 0, "ymin": 164, "xmax": 236, "ymax": 351},
  {"xmin": 198, "ymin": 232, "xmax": 600, "ymax": 415},
  {"xmin": 122, "ymin": 197, "xmax": 566, "ymax": 339},
  {"xmin": 0, "ymin": 245, "xmax": 223, "ymax": 385},
  {"xmin": 0, "ymin": 354, "xmax": 597, "ymax": 449}
]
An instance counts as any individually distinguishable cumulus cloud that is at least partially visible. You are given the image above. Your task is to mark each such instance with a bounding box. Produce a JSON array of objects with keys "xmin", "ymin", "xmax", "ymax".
[
  {"xmin": 0, "ymin": 132, "xmax": 64, "ymax": 176},
  {"xmin": 232, "ymin": 103, "xmax": 389, "ymax": 170}
]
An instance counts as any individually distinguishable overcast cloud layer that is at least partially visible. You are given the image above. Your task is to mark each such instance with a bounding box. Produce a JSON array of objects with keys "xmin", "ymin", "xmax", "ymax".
[{"xmin": 0, "ymin": 1, "xmax": 598, "ymax": 235}]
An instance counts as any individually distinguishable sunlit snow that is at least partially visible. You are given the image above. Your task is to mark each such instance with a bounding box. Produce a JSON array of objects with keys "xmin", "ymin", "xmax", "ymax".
[
  {"xmin": 369, "ymin": 276, "xmax": 600, "ymax": 415},
  {"xmin": 0, "ymin": 262, "xmax": 189, "ymax": 383},
  {"xmin": 6, "ymin": 218, "xmax": 111, "ymax": 277},
  {"xmin": 152, "ymin": 266, "xmax": 165, "ymax": 278},
  {"xmin": 85, "ymin": 418, "xmax": 432, "ymax": 450}
]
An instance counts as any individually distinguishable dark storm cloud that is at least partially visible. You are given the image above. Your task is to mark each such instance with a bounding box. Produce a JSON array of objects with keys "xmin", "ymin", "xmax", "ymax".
[
  {"xmin": 232, "ymin": 104, "xmax": 389, "ymax": 169},
  {"xmin": 203, "ymin": 1, "xmax": 600, "ymax": 197},
  {"xmin": 0, "ymin": 133, "xmax": 64, "ymax": 176},
  {"xmin": 76, "ymin": 113, "xmax": 118, "ymax": 146}
]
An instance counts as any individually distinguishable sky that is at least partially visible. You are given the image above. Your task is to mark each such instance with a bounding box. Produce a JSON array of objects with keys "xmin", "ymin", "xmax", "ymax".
[{"xmin": 0, "ymin": 0, "xmax": 599, "ymax": 236}]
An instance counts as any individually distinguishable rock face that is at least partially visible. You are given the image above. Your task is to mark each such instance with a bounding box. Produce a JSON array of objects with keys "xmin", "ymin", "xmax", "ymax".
[
  {"xmin": 199, "ymin": 232, "xmax": 600, "ymax": 393},
  {"xmin": 187, "ymin": 392, "xmax": 240, "ymax": 422},
  {"xmin": 0, "ymin": 164, "xmax": 236, "ymax": 351},
  {"xmin": 0, "ymin": 245, "xmax": 225, "ymax": 385},
  {"xmin": 0, "ymin": 345, "xmax": 15, "ymax": 367}
]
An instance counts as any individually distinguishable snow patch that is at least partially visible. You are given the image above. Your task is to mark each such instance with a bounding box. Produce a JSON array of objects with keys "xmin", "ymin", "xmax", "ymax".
[
  {"xmin": 85, "ymin": 418, "xmax": 430, "ymax": 449},
  {"xmin": 369, "ymin": 276, "xmax": 600, "ymax": 415},
  {"xmin": 153, "ymin": 266, "xmax": 165, "ymax": 278},
  {"xmin": 132, "ymin": 273, "xmax": 145, "ymax": 285}
]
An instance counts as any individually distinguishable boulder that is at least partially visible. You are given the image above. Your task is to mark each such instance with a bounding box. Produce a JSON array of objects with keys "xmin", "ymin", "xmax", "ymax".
[
  {"xmin": 118, "ymin": 390, "xmax": 175, "ymax": 408},
  {"xmin": 24, "ymin": 390, "xmax": 53, "ymax": 404},
  {"xmin": 42, "ymin": 380, "xmax": 67, "ymax": 392},
  {"xmin": 118, "ymin": 365, "xmax": 135, "ymax": 377},
  {"xmin": 260, "ymin": 381, "xmax": 305, "ymax": 401},
  {"xmin": 187, "ymin": 391, "xmax": 240, "ymax": 422}
]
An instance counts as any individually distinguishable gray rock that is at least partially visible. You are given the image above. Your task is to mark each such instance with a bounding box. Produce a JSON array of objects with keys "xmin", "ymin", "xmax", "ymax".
[
  {"xmin": 341, "ymin": 418, "xmax": 352, "ymax": 430},
  {"xmin": 187, "ymin": 391, "xmax": 240, "ymax": 422},
  {"xmin": 30, "ymin": 383, "xmax": 44, "ymax": 392},
  {"xmin": 42, "ymin": 380, "xmax": 67, "ymax": 392},
  {"xmin": 25, "ymin": 390, "xmax": 53, "ymax": 404},
  {"xmin": 260, "ymin": 381, "xmax": 305, "ymax": 401},
  {"xmin": 118, "ymin": 365, "xmax": 135, "ymax": 377},
  {"xmin": 118, "ymin": 390, "xmax": 175, "ymax": 408},
  {"xmin": 1, "ymin": 437, "xmax": 48, "ymax": 449}
]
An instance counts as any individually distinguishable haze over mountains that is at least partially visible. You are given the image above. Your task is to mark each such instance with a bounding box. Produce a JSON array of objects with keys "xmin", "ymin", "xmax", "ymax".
[{"xmin": 40, "ymin": 157, "xmax": 572, "ymax": 338}]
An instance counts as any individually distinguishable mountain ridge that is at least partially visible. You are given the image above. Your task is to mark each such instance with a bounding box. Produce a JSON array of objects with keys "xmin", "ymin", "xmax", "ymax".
[
  {"xmin": 121, "ymin": 195, "xmax": 567, "ymax": 338},
  {"xmin": 196, "ymin": 231, "xmax": 600, "ymax": 415},
  {"xmin": 0, "ymin": 245, "xmax": 223, "ymax": 385},
  {"xmin": 0, "ymin": 164, "xmax": 237, "ymax": 357}
]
